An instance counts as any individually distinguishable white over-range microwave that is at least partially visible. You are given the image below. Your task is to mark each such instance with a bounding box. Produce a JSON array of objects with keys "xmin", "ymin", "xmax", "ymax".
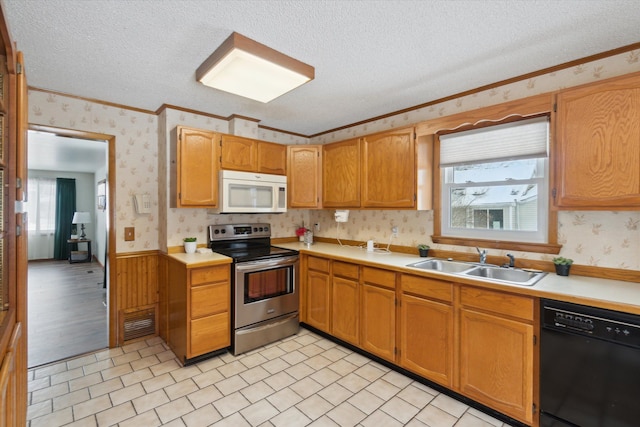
[{"xmin": 215, "ymin": 170, "xmax": 287, "ymax": 214}]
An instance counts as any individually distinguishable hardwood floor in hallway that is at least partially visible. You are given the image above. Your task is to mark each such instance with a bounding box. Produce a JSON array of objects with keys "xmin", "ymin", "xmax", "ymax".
[{"xmin": 28, "ymin": 259, "xmax": 108, "ymax": 368}]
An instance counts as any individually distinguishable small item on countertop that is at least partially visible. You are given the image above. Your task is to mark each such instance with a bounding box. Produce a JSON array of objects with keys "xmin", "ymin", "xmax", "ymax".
[
  {"xmin": 197, "ymin": 248, "xmax": 213, "ymax": 254},
  {"xmin": 367, "ymin": 240, "xmax": 375, "ymax": 252},
  {"xmin": 522, "ymin": 268, "xmax": 543, "ymax": 273}
]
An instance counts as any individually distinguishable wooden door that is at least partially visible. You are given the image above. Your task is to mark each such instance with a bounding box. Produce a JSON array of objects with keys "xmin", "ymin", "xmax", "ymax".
[
  {"xmin": 331, "ymin": 261, "xmax": 359, "ymax": 344},
  {"xmin": 360, "ymin": 283, "xmax": 396, "ymax": 362},
  {"xmin": 459, "ymin": 308, "xmax": 534, "ymax": 424},
  {"xmin": 257, "ymin": 141, "xmax": 286, "ymax": 175},
  {"xmin": 288, "ymin": 145, "xmax": 321, "ymax": 208},
  {"xmin": 554, "ymin": 72, "xmax": 640, "ymax": 208},
  {"xmin": 220, "ymin": 134, "xmax": 257, "ymax": 172},
  {"xmin": 173, "ymin": 127, "xmax": 219, "ymax": 207},
  {"xmin": 306, "ymin": 264, "xmax": 331, "ymax": 332},
  {"xmin": 399, "ymin": 287, "xmax": 453, "ymax": 387},
  {"xmin": 322, "ymin": 138, "xmax": 361, "ymax": 207},
  {"xmin": 361, "ymin": 127, "xmax": 415, "ymax": 208}
]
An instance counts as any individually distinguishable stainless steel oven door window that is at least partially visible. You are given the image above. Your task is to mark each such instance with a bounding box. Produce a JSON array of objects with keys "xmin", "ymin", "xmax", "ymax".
[{"xmin": 234, "ymin": 255, "xmax": 299, "ymax": 329}]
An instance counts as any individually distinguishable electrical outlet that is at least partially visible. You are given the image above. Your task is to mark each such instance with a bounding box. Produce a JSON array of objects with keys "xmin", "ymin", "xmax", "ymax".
[
  {"xmin": 391, "ymin": 226, "xmax": 398, "ymax": 237},
  {"xmin": 314, "ymin": 223, "xmax": 320, "ymax": 231}
]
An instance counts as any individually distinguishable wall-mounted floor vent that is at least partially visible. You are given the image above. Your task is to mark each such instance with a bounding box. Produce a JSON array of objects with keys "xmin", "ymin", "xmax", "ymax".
[{"xmin": 122, "ymin": 307, "xmax": 156, "ymax": 341}]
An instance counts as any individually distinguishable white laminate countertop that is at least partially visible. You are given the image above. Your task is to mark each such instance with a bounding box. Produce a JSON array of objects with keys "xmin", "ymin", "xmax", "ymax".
[
  {"xmin": 275, "ymin": 241, "xmax": 640, "ymax": 315},
  {"xmin": 167, "ymin": 251, "xmax": 232, "ymax": 267}
]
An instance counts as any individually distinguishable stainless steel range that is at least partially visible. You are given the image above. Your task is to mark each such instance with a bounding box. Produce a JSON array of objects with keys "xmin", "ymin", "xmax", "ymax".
[{"xmin": 208, "ymin": 223, "xmax": 299, "ymax": 355}]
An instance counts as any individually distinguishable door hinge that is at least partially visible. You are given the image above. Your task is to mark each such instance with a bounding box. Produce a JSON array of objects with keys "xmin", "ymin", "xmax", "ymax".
[
  {"xmin": 533, "ymin": 335, "xmax": 537, "ymax": 345},
  {"xmin": 17, "ymin": 62, "xmax": 23, "ymax": 74},
  {"xmin": 532, "ymin": 403, "xmax": 537, "ymax": 414},
  {"xmin": 16, "ymin": 225, "xmax": 21, "ymax": 236},
  {"xmin": 394, "ymin": 347, "xmax": 398, "ymax": 355},
  {"xmin": 16, "ymin": 177, "xmax": 22, "ymax": 189},
  {"xmin": 553, "ymin": 103, "xmax": 557, "ymax": 112},
  {"xmin": 551, "ymin": 188, "xmax": 557, "ymax": 199}
]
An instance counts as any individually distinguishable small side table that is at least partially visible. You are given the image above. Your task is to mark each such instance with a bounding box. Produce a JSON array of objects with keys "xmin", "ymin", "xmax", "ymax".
[{"xmin": 67, "ymin": 239, "xmax": 92, "ymax": 263}]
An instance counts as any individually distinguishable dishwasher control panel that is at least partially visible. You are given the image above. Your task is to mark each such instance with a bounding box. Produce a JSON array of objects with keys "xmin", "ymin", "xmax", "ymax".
[{"xmin": 542, "ymin": 299, "xmax": 640, "ymax": 349}]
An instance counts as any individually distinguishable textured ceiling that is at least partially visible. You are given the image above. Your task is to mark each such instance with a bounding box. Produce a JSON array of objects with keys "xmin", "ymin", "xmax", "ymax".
[{"xmin": 4, "ymin": 0, "xmax": 640, "ymax": 137}]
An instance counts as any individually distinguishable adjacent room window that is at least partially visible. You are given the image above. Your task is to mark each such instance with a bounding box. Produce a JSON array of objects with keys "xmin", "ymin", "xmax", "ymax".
[
  {"xmin": 439, "ymin": 116, "xmax": 549, "ymax": 243},
  {"xmin": 27, "ymin": 177, "xmax": 57, "ymax": 235}
]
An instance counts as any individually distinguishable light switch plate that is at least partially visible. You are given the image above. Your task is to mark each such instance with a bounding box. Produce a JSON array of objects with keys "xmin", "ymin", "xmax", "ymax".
[{"xmin": 124, "ymin": 227, "xmax": 135, "ymax": 241}]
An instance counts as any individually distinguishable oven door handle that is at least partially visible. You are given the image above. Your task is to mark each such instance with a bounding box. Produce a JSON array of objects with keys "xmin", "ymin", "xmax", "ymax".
[{"xmin": 235, "ymin": 256, "xmax": 298, "ymax": 272}]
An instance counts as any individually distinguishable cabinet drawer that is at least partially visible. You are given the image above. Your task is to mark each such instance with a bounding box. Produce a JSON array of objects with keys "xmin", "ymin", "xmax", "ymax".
[
  {"xmin": 460, "ymin": 286, "xmax": 534, "ymax": 321},
  {"xmin": 307, "ymin": 256, "xmax": 330, "ymax": 273},
  {"xmin": 362, "ymin": 266, "xmax": 396, "ymax": 289},
  {"xmin": 191, "ymin": 283, "xmax": 229, "ymax": 318},
  {"xmin": 401, "ymin": 274, "xmax": 453, "ymax": 302},
  {"xmin": 333, "ymin": 261, "xmax": 359, "ymax": 279},
  {"xmin": 190, "ymin": 312, "xmax": 229, "ymax": 356},
  {"xmin": 190, "ymin": 265, "xmax": 229, "ymax": 286}
]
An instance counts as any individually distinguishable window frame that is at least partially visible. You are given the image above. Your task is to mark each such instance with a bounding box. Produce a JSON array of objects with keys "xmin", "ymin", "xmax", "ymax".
[{"xmin": 426, "ymin": 106, "xmax": 560, "ymax": 254}]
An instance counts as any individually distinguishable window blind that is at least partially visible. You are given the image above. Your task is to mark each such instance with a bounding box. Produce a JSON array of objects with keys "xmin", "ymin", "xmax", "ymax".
[{"xmin": 439, "ymin": 116, "xmax": 549, "ymax": 167}]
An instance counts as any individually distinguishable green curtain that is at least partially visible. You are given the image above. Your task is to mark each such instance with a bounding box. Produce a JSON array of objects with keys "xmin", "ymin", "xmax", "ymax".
[{"xmin": 53, "ymin": 178, "xmax": 76, "ymax": 260}]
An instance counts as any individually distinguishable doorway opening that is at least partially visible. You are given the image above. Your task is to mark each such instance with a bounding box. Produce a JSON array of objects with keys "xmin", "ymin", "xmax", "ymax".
[{"xmin": 26, "ymin": 128, "xmax": 111, "ymax": 367}]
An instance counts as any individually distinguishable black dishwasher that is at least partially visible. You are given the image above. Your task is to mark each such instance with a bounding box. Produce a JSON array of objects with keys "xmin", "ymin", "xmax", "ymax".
[{"xmin": 540, "ymin": 299, "xmax": 640, "ymax": 427}]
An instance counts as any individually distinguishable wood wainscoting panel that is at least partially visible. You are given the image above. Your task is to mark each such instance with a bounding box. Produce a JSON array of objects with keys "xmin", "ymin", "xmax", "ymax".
[{"xmin": 115, "ymin": 251, "xmax": 159, "ymax": 345}]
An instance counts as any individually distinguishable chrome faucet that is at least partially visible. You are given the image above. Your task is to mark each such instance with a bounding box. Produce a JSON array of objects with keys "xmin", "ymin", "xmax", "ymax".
[{"xmin": 476, "ymin": 247, "xmax": 487, "ymax": 264}]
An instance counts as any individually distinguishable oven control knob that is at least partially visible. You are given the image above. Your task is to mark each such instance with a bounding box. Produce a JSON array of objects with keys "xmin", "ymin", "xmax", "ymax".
[
  {"xmin": 264, "ymin": 226, "xmax": 269, "ymax": 232},
  {"xmin": 214, "ymin": 229, "xmax": 219, "ymax": 234},
  {"xmin": 221, "ymin": 229, "xmax": 226, "ymax": 234}
]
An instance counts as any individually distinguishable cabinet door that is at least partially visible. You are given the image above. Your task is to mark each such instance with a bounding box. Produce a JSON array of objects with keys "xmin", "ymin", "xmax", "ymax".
[
  {"xmin": 173, "ymin": 127, "xmax": 219, "ymax": 208},
  {"xmin": 361, "ymin": 127, "xmax": 415, "ymax": 208},
  {"xmin": 258, "ymin": 141, "xmax": 286, "ymax": 175},
  {"xmin": 306, "ymin": 270, "xmax": 331, "ymax": 332},
  {"xmin": 190, "ymin": 312, "xmax": 229, "ymax": 357},
  {"xmin": 400, "ymin": 290, "xmax": 453, "ymax": 387},
  {"xmin": 459, "ymin": 308, "xmax": 534, "ymax": 425},
  {"xmin": 288, "ymin": 145, "xmax": 321, "ymax": 208},
  {"xmin": 191, "ymin": 283, "xmax": 229, "ymax": 319},
  {"xmin": 322, "ymin": 138, "xmax": 361, "ymax": 207},
  {"xmin": 220, "ymin": 134, "xmax": 258, "ymax": 172},
  {"xmin": 360, "ymin": 283, "xmax": 396, "ymax": 362},
  {"xmin": 332, "ymin": 276, "xmax": 359, "ymax": 345},
  {"xmin": 554, "ymin": 73, "xmax": 640, "ymax": 208}
]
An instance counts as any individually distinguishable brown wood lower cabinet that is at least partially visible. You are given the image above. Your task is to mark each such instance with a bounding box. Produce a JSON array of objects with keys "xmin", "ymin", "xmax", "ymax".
[
  {"xmin": 458, "ymin": 286, "xmax": 535, "ymax": 425},
  {"xmin": 167, "ymin": 259, "xmax": 231, "ymax": 364},
  {"xmin": 360, "ymin": 267, "xmax": 397, "ymax": 362},
  {"xmin": 301, "ymin": 254, "xmax": 537, "ymax": 426},
  {"xmin": 331, "ymin": 261, "xmax": 360, "ymax": 345},
  {"xmin": 305, "ymin": 256, "xmax": 331, "ymax": 333},
  {"xmin": 399, "ymin": 275, "xmax": 454, "ymax": 388}
]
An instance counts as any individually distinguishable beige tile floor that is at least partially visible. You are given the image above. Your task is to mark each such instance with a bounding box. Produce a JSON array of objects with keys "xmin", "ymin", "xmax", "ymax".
[{"xmin": 27, "ymin": 328, "xmax": 517, "ymax": 427}]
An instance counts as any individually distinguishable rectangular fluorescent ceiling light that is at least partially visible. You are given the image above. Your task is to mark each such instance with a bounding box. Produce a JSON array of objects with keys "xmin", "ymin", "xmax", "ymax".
[{"xmin": 196, "ymin": 32, "xmax": 315, "ymax": 103}]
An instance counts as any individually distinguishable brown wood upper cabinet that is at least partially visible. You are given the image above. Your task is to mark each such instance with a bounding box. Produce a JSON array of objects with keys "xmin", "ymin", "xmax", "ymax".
[
  {"xmin": 361, "ymin": 127, "xmax": 416, "ymax": 208},
  {"xmin": 171, "ymin": 126, "xmax": 220, "ymax": 208},
  {"xmin": 220, "ymin": 134, "xmax": 287, "ymax": 175},
  {"xmin": 288, "ymin": 145, "xmax": 322, "ymax": 208},
  {"xmin": 554, "ymin": 72, "xmax": 640, "ymax": 208},
  {"xmin": 322, "ymin": 127, "xmax": 420, "ymax": 209},
  {"xmin": 322, "ymin": 138, "xmax": 361, "ymax": 207}
]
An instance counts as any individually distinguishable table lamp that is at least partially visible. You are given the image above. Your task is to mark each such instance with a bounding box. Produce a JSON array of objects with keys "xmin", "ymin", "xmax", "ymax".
[{"xmin": 72, "ymin": 212, "xmax": 91, "ymax": 240}]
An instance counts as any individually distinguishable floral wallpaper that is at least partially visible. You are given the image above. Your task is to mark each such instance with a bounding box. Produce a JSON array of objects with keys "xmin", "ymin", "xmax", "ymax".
[
  {"xmin": 27, "ymin": 48, "xmax": 640, "ymax": 271},
  {"xmin": 28, "ymin": 90, "xmax": 159, "ymax": 253}
]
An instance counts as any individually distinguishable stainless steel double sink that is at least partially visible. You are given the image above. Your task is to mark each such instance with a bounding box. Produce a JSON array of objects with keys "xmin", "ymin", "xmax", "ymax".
[{"xmin": 405, "ymin": 258, "xmax": 546, "ymax": 286}]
